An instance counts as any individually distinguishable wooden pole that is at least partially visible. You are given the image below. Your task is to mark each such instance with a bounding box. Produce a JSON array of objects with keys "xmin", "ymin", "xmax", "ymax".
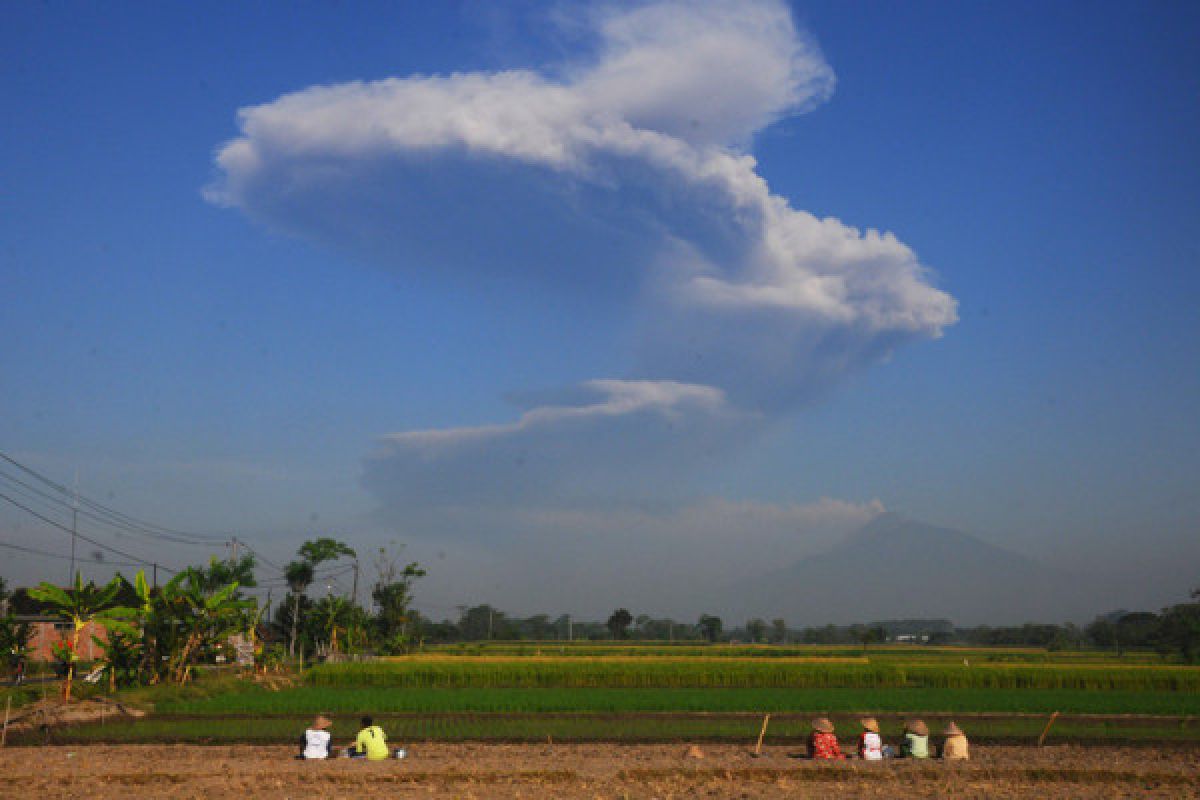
[
  {"xmin": 1037, "ymin": 711, "xmax": 1060, "ymax": 747},
  {"xmin": 2, "ymin": 695, "xmax": 11, "ymax": 747},
  {"xmin": 754, "ymin": 713, "xmax": 771, "ymax": 755}
]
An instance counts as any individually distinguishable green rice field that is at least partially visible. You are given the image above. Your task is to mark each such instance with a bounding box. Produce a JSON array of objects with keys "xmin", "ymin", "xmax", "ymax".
[
  {"xmin": 13, "ymin": 645, "xmax": 1199, "ymax": 747},
  {"xmin": 157, "ymin": 686, "xmax": 1200, "ymax": 717},
  {"xmin": 306, "ymin": 657, "xmax": 1200, "ymax": 691}
]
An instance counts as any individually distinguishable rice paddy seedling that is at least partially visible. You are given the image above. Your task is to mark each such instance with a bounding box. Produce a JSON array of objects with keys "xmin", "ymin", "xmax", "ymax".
[
  {"xmin": 155, "ymin": 686, "xmax": 1200, "ymax": 717},
  {"xmin": 306, "ymin": 657, "xmax": 1200, "ymax": 692}
]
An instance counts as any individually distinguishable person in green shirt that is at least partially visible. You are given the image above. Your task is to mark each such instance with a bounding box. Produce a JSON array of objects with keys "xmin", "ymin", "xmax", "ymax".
[
  {"xmin": 901, "ymin": 719, "xmax": 930, "ymax": 758},
  {"xmin": 350, "ymin": 715, "xmax": 389, "ymax": 760}
]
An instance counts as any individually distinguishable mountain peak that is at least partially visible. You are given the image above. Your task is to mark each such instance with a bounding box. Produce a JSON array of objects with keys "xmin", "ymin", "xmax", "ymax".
[{"xmin": 724, "ymin": 515, "xmax": 1095, "ymax": 626}]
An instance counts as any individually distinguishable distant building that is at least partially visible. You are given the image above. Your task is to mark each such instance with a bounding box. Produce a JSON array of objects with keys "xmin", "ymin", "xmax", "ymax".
[{"xmin": 14, "ymin": 615, "xmax": 111, "ymax": 662}]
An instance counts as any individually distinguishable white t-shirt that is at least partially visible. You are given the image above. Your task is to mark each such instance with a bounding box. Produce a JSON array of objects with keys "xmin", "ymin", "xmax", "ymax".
[
  {"xmin": 860, "ymin": 731, "xmax": 883, "ymax": 760},
  {"xmin": 303, "ymin": 729, "xmax": 331, "ymax": 759}
]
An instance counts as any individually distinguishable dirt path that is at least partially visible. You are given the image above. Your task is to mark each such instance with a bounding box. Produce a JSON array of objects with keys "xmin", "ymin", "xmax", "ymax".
[{"xmin": 1, "ymin": 743, "xmax": 1197, "ymax": 798}]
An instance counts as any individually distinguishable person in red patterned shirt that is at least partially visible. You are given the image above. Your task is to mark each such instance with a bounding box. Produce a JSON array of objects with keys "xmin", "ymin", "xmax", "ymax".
[{"xmin": 806, "ymin": 717, "xmax": 845, "ymax": 759}]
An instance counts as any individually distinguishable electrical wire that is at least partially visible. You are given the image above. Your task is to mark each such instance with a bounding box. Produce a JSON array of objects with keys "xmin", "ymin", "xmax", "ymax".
[
  {"xmin": 0, "ymin": 450, "xmax": 228, "ymax": 544},
  {"xmin": 0, "ymin": 489, "xmax": 178, "ymax": 574},
  {"xmin": 0, "ymin": 539, "xmax": 148, "ymax": 568}
]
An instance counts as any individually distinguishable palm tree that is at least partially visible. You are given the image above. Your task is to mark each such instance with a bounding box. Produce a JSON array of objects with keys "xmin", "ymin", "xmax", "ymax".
[
  {"xmin": 284, "ymin": 560, "xmax": 314, "ymax": 657},
  {"xmin": 28, "ymin": 572, "xmax": 137, "ymax": 701}
]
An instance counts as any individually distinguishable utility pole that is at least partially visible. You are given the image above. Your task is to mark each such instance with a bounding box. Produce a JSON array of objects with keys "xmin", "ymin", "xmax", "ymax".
[
  {"xmin": 350, "ymin": 560, "xmax": 360, "ymax": 606},
  {"xmin": 67, "ymin": 471, "xmax": 79, "ymax": 585},
  {"xmin": 488, "ymin": 607, "xmax": 494, "ymax": 640},
  {"xmin": 152, "ymin": 563, "xmax": 158, "ymax": 589},
  {"xmin": 229, "ymin": 537, "xmax": 239, "ymax": 565},
  {"xmin": 568, "ymin": 614, "xmax": 573, "ymax": 642}
]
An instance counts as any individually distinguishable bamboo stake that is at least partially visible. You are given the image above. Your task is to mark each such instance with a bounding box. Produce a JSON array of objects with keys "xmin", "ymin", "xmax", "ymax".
[
  {"xmin": 753, "ymin": 713, "xmax": 771, "ymax": 756},
  {"xmin": 1037, "ymin": 711, "xmax": 1060, "ymax": 747},
  {"xmin": 2, "ymin": 695, "xmax": 11, "ymax": 747}
]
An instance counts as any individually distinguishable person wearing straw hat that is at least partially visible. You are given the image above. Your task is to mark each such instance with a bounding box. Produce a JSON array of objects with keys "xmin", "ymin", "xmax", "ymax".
[
  {"xmin": 856, "ymin": 717, "xmax": 884, "ymax": 761},
  {"xmin": 298, "ymin": 714, "xmax": 334, "ymax": 760},
  {"xmin": 940, "ymin": 721, "xmax": 969, "ymax": 760},
  {"xmin": 901, "ymin": 718, "xmax": 930, "ymax": 759},
  {"xmin": 806, "ymin": 717, "xmax": 845, "ymax": 759}
]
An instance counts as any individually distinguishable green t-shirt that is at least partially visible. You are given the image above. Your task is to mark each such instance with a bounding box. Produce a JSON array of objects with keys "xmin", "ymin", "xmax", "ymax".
[
  {"xmin": 354, "ymin": 725, "xmax": 389, "ymax": 760},
  {"xmin": 904, "ymin": 732, "xmax": 930, "ymax": 758}
]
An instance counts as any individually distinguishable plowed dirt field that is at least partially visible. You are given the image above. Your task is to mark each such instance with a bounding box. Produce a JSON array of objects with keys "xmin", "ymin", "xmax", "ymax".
[{"xmin": 2, "ymin": 743, "xmax": 1197, "ymax": 798}]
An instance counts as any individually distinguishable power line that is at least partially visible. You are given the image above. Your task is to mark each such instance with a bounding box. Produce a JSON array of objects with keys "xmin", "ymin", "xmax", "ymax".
[
  {"xmin": 0, "ymin": 450, "xmax": 228, "ymax": 544},
  {"xmin": 0, "ymin": 489, "xmax": 177, "ymax": 574},
  {"xmin": 0, "ymin": 468, "xmax": 220, "ymax": 548},
  {"xmin": 0, "ymin": 539, "xmax": 148, "ymax": 569}
]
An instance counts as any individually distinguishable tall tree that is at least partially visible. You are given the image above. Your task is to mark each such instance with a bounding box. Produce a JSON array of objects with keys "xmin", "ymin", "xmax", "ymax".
[
  {"xmin": 299, "ymin": 538, "xmax": 357, "ymax": 567},
  {"xmin": 1156, "ymin": 588, "xmax": 1200, "ymax": 664},
  {"xmin": 745, "ymin": 618, "xmax": 767, "ymax": 643},
  {"xmin": 283, "ymin": 536, "xmax": 355, "ymax": 658},
  {"xmin": 284, "ymin": 560, "xmax": 314, "ymax": 657},
  {"xmin": 770, "ymin": 618, "xmax": 788, "ymax": 644},
  {"xmin": 607, "ymin": 608, "xmax": 633, "ymax": 640},
  {"xmin": 698, "ymin": 614, "xmax": 723, "ymax": 643},
  {"xmin": 372, "ymin": 544, "xmax": 425, "ymax": 653}
]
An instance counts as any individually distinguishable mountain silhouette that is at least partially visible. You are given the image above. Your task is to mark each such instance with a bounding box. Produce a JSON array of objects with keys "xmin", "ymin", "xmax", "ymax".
[{"xmin": 726, "ymin": 514, "xmax": 1096, "ymax": 626}]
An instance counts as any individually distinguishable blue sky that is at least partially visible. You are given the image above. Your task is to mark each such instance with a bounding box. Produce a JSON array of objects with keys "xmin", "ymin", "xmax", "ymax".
[{"xmin": 2, "ymin": 1, "xmax": 1197, "ymax": 618}]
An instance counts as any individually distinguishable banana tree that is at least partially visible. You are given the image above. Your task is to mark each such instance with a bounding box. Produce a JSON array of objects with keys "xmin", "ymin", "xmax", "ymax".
[
  {"xmin": 158, "ymin": 568, "xmax": 254, "ymax": 683},
  {"xmin": 28, "ymin": 572, "xmax": 138, "ymax": 701}
]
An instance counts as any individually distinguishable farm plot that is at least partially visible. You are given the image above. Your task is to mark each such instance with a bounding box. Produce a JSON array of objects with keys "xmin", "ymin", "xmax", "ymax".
[{"xmin": 3, "ymin": 743, "xmax": 1198, "ymax": 799}]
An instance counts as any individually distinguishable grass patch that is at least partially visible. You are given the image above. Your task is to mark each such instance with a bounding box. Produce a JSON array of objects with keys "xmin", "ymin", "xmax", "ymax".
[
  {"xmin": 157, "ymin": 686, "xmax": 1200, "ymax": 716},
  {"xmin": 307, "ymin": 658, "xmax": 1200, "ymax": 691}
]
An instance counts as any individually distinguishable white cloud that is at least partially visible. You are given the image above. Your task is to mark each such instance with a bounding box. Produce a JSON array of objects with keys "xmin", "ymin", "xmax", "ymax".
[
  {"xmin": 209, "ymin": 0, "xmax": 957, "ymax": 516},
  {"xmin": 363, "ymin": 379, "xmax": 754, "ymax": 510}
]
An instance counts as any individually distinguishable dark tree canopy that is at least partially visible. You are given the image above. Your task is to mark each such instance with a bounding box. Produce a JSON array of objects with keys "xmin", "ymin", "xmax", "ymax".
[{"xmin": 607, "ymin": 608, "xmax": 633, "ymax": 639}]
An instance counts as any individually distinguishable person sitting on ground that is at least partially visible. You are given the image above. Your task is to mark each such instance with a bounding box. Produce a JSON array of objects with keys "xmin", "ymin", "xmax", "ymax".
[
  {"xmin": 901, "ymin": 719, "xmax": 930, "ymax": 758},
  {"xmin": 857, "ymin": 717, "xmax": 884, "ymax": 760},
  {"xmin": 349, "ymin": 715, "xmax": 389, "ymax": 761},
  {"xmin": 806, "ymin": 717, "xmax": 845, "ymax": 759},
  {"xmin": 298, "ymin": 714, "xmax": 333, "ymax": 760},
  {"xmin": 940, "ymin": 721, "xmax": 969, "ymax": 760}
]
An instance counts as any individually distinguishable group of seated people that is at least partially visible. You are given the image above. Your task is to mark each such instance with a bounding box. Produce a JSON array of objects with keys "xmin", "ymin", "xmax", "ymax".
[
  {"xmin": 299, "ymin": 713, "xmax": 967, "ymax": 762},
  {"xmin": 807, "ymin": 717, "xmax": 968, "ymax": 760},
  {"xmin": 299, "ymin": 714, "xmax": 392, "ymax": 760}
]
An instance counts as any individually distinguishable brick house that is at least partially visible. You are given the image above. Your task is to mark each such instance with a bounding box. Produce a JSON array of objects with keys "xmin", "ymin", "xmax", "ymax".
[{"xmin": 15, "ymin": 615, "xmax": 113, "ymax": 662}]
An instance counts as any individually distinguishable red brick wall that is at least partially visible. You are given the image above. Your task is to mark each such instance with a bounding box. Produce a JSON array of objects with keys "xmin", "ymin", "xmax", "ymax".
[{"xmin": 25, "ymin": 620, "xmax": 112, "ymax": 662}]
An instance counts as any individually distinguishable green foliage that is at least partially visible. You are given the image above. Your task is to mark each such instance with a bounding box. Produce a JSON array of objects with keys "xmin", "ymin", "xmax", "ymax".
[
  {"xmin": 607, "ymin": 609, "xmax": 633, "ymax": 640},
  {"xmin": 306, "ymin": 658, "xmax": 1200, "ymax": 691},
  {"xmin": 92, "ymin": 630, "xmax": 142, "ymax": 689},
  {"xmin": 27, "ymin": 571, "xmax": 138, "ymax": 700},
  {"xmin": 158, "ymin": 686, "xmax": 1200, "ymax": 717},
  {"xmin": 298, "ymin": 538, "xmax": 356, "ymax": 566},
  {"xmin": 0, "ymin": 613, "xmax": 33, "ymax": 667},
  {"xmin": 145, "ymin": 567, "xmax": 255, "ymax": 683},
  {"xmin": 697, "ymin": 614, "xmax": 723, "ymax": 642},
  {"xmin": 372, "ymin": 552, "xmax": 426, "ymax": 652},
  {"xmin": 1156, "ymin": 601, "xmax": 1200, "ymax": 663}
]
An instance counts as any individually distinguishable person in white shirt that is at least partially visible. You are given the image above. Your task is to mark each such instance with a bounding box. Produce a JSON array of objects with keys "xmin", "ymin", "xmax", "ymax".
[
  {"xmin": 857, "ymin": 717, "xmax": 884, "ymax": 760},
  {"xmin": 299, "ymin": 714, "xmax": 333, "ymax": 759}
]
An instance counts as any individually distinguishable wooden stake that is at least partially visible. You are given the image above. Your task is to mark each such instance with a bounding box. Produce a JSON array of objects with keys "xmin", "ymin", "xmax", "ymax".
[
  {"xmin": 1037, "ymin": 711, "xmax": 1060, "ymax": 747},
  {"xmin": 754, "ymin": 713, "xmax": 771, "ymax": 755},
  {"xmin": 2, "ymin": 695, "xmax": 11, "ymax": 747}
]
